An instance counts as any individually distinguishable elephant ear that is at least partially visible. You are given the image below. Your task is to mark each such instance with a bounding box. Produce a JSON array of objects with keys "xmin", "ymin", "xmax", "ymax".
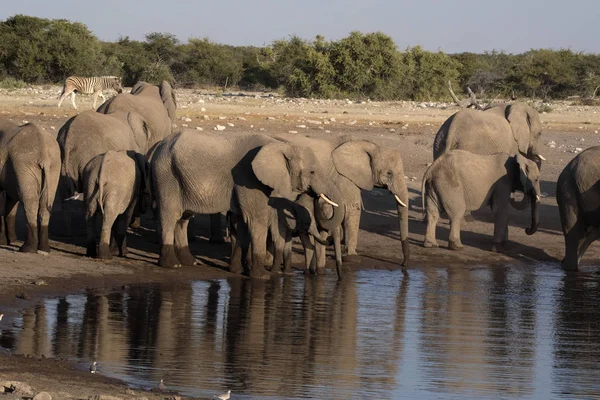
[
  {"xmin": 332, "ymin": 140, "xmax": 376, "ymax": 190},
  {"xmin": 127, "ymin": 112, "xmax": 150, "ymax": 151},
  {"xmin": 506, "ymin": 103, "xmax": 534, "ymax": 155},
  {"xmin": 130, "ymin": 81, "xmax": 149, "ymax": 96},
  {"xmin": 159, "ymin": 81, "xmax": 177, "ymax": 123},
  {"xmin": 516, "ymin": 153, "xmax": 530, "ymax": 192},
  {"xmin": 251, "ymin": 142, "xmax": 293, "ymax": 197}
]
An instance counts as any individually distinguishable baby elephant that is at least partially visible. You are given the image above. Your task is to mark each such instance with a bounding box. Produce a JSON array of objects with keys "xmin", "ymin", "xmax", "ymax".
[
  {"xmin": 83, "ymin": 150, "xmax": 150, "ymax": 259},
  {"xmin": 421, "ymin": 150, "xmax": 541, "ymax": 251}
]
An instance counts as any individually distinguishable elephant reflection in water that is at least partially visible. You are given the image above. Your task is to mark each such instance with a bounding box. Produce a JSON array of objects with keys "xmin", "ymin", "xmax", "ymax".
[
  {"xmin": 14, "ymin": 304, "xmax": 51, "ymax": 357},
  {"xmin": 418, "ymin": 268, "xmax": 536, "ymax": 396},
  {"xmin": 553, "ymin": 275, "xmax": 600, "ymax": 397}
]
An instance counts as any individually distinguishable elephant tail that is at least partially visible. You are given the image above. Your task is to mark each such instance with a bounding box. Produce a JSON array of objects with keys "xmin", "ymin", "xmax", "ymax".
[
  {"xmin": 39, "ymin": 163, "xmax": 51, "ymax": 213},
  {"xmin": 97, "ymin": 157, "xmax": 107, "ymax": 215},
  {"xmin": 421, "ymin": 164, "xmax": 434, "ymax": 221}
]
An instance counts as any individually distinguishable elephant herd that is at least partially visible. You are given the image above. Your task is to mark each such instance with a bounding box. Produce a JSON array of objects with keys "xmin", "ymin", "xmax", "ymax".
[{"xmin": 0, "ymin": 84, "xmax": 597, "ymax": 276}]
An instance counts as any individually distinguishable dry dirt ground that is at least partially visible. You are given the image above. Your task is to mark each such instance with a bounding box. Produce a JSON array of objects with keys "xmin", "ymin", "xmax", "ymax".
[{"xmin": 1, "ymin": 86, "xmax": 600, "ymax": 399}]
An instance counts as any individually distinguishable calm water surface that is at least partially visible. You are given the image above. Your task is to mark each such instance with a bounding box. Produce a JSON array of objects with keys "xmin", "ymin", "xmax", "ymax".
[{"xmin": 2, "ymin": 265, "xmax": 600, "ymax": 399}]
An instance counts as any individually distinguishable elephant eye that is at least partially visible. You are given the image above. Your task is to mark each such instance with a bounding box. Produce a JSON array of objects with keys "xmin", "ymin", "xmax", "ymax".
[
  {"xmin": 310, "ymin": 170, "xmax": 315, "ymax": 175},
  {"xmin": 386, "ymin": 171, "xmax": 393, "ymax": 176}
]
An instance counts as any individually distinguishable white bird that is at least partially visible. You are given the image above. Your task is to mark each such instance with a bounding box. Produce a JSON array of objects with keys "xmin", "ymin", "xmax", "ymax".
[
  {"xmin": 89, "ymin": 361, "xmax": 97, "ymax": 373},
  {"xmin": 158, "ymin": 379, "xmax": 166, "ymax": 392},
  {"xmin": 214, "ymin": 390, "xmax": 231, "ymax": 400}
]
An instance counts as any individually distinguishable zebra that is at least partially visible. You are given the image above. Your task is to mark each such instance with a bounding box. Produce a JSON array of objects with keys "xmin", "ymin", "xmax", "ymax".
[{"xmin": 58, "ymin": 76, "xmax": 124, "ymax": 109}]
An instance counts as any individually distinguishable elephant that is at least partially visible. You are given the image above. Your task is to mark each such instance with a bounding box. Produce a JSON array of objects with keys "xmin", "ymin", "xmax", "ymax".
[
  {"xmin": 421, "ymin": 150, "xmax": 541, "ymax": 251},
  {"xmin": 97, "ymin": 80, "xmax": 177, "ymax": 144},
  {"xmin": 228, "ymin": 196, "xmax": 330, "ymax": 276},
  {"xmin": 0, "ymin": 119, "xmax": 61, "ymax": 253},
  {"xmin": 57, "ymin": 110, "xmax": 151, "ymax": 199},
  {"xmin": 433, "ymin": 102, "xmax": 545, "ymax": 165},
  {"xmin": 82, "ymin": 150, "xmax": 150, "ymax": 259},
  {"xmin": 556, "ymin": 146, "xmax": 600, "ymax": 271},
  {"xmin": 151, "ymin": 131, "xmax": 344, "ymax": 279},
  {"xmin": 271, "ymin": 134, "xmax": 410, "ymax": 270}
]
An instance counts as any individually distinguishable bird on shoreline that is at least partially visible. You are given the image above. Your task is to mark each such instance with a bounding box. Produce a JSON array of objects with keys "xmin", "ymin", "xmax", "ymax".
[
  {"xmin": 158, "ymin": 379, "xmax": 166, "ymax": 392},
  {"xmin": 214, "ymin": 390, "xmax": 231, "ymax": 400},
  {"xmin": 89, "ymin": 361, "xmax": 97, "ymax": 373}
]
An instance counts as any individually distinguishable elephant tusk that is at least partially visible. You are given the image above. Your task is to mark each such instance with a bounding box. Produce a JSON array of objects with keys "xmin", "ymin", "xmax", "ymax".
[
  {"xmin": 538, "ymin": 154, "xmax": 546, "ymax": 161},
  {"xmin": 319, "ymin": 193, "xmax": 339, "ymax": 207},
  {"xmin": 536, "ymin": 195, "xmax": 541, "ymax": 202},
  {"xmin": 65, "ymin": 193, "xmax": 83, "ymax": 201},
  {"xmin": 394, "ymin": 195, "xmax": 408, "ymax": 208}
]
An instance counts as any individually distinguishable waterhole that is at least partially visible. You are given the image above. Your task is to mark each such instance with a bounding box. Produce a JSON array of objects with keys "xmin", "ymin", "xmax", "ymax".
[{"xmin": 2, "ymin": 266, "xmax": 600, "ymax": 399}]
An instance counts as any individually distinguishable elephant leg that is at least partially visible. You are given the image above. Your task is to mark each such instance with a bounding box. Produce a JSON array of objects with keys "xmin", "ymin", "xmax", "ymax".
[
  {"xmin": 299, "ymin": 232, "xmax": 316, "ymax": 274},
  {"xmin": 3, "ymin": 197, "xmax": 19, "ymax": 245},
  {"xmin": 342, "ymin": 204, "xmax": 361, "ymax": 262},
  {"xmin": 70, "ymin": 92, "xmax": 77, "ymax": 109},
  {"xmin": 158, "ymin": 204, "xmax": 183, "ymax": 268},
  {"xmin": 281, "ymin": 230, "xmax": 294, "ymax": 275},
  {"xmin": 247, "ymin": 216, "xmax": 271, "ymax": 280},
  {"xmin": 38, "ymin": 197, "xmax": 52, "ymax": 254},
  {"xmin": 92, "ymin": 92, "xmax": 98, "ymax": 109},
  {"xmin": 265, "ymin": 237, "xmax": 275, "ymax": 269},
  {"xmin": 447, "ymin": 211, "xmax": 464, "ymax": 251},
  {"xmin": 19, "ymin": 191, "xmax": 40, "ymax": 253},
  {"xmin": 423, "ymin": 199, "xmax": 440, "ymax": 248},
  {"xmin": 174, "ymin": 216, "xmax": 196, "ymax": 266},
  {"xmin": 332, "ymin": 226, "xmax": 343, "ymax": 280},
  {"xmin": 491, "ymin": 199, "xmax": 509, "ymax": 252},
  {"xmin": 85, "ymin": 212, "xmax": 98, "ymax": 257},
  {"xmin": 209, "ymin": 213, "xmax": 226, "ymax": 244},
  {"xmin": 109, "ymin": 225, "xmax": 120, "ymax": 256},
  {"xmin": 578, "ymin": 227, "xmax": 599, "ymax": 264},
  {"xmin": 114, "ymin": 213, "xmax": 130, "ymax": 257},
  {"xmin": 315, "ymin": 240, "xmax": 327, "ymax": 273},
  {"xmin": 227, "ymin": 212, "xmax": 244, "ymax": 274},
  {"xmin": 98, "ymin": 210, "xmax": 119, "ymax": 259}
]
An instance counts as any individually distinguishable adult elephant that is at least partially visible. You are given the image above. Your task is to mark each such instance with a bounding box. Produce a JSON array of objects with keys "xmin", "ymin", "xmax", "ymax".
[
  {"xmin": 556, "ymin": 146, "xmax": 600, "ymax": 271},
  {"xmin": 433, "ymin": 102, "xmax": 545, "ymax": 166},
  {"xmin": 274, "ymin": 134, "xmax": 410, "ymax": 269},
  {"xmin": 151, "ymin": 131, "xmax": 344, "ymax": 279},
  {"xmin": 97, "ymin": 80, "xmax": 177, "ymax": 143},
  {"xmin": 0, "ymin": 120, "xmax": 61, "ymax": 253},
  {"xmin": 433, "ymin": 102, "xmax": 545, "ymax": 213},
  {"xmin": 57, "ymin": 110, "xmax": 151, "ymax": 199}
]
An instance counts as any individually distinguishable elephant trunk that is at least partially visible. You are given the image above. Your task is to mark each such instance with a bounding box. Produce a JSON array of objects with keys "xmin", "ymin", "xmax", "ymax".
[
  {"xmin": 525, "ymin": 195, "xmax": 539, "ymax": 235},
  {"xmin": 393, "ymin": 182, "xmax": 410, "ymax": 267},
  {"xmin": 308, "ymin": 216, "xmax": 329, "ymax": 246}
]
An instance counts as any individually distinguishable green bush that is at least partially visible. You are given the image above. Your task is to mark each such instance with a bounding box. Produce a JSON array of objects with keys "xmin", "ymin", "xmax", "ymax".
[
  {"xmin": 2, "ymin": 14, "xmax": 600, "ymax": 101},
  {"xmin": 0, "ymin": 77, "xmax": 27, "ymax": 89}
]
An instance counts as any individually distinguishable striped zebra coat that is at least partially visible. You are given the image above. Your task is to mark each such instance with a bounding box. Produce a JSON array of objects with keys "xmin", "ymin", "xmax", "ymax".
[{"xmin": 58, "ymin": 76, "xmax": 123, "ymax": 109}]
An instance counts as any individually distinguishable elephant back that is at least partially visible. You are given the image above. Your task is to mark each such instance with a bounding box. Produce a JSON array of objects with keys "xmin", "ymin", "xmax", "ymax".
[{"xmin": 433, "ymin": 108, "xmax": 516, "ymax": 159}]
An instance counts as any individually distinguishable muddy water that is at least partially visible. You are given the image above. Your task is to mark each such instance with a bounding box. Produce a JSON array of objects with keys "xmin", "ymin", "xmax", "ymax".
[{"xmin": 2, "ymin": 266, "xmax": 600, "ymax": 399}]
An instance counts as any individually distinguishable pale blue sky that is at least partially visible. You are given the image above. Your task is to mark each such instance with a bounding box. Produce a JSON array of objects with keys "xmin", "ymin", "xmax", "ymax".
[{"xmin": 3, "ymin": 0, "xmax": 599, "ymax": 53}]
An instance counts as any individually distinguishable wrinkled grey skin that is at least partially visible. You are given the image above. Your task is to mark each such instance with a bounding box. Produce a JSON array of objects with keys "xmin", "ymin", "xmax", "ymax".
[
  {"xmin": 433, "ymin": 103, "xmax": 545, "ymax": 164},
  {"xmin": 0, "ymin": 120, "xmax": 61, "ymax": 253},
  {"xmin": 556, "ymin": 146, "xmax": 600, "ymax": 271},
  {"xmin": 151, "ymin": 131, "xmax": 344, "ymax": 279},
  {"xmin": 58, "ymin": 110, "xmax": 151, "ymax": 199},
  {"xmin": 83, "ymin": 150, "xmax": 150, "ymax": 259},
  {"xmin": 272, "ymin": 134, "xmax": 410, "ymax": 271},
  {"xmin": 422, "ymin": 150, "xmax": 541, "ymax": 251},
  {"xmin": 97, "ymin": 81, "xmax": 177, "ymax": 143},
  {"xmin": 58, "ymin": 81, "xmax": 175, "ymax": 233}
]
